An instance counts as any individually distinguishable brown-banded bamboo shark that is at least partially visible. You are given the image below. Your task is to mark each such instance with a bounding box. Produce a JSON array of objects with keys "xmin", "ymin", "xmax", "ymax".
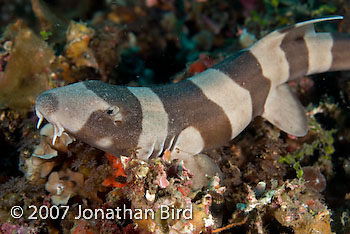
[{"xmin": 35, "ymin": 16, "xmax": 350, "ymax": 187}]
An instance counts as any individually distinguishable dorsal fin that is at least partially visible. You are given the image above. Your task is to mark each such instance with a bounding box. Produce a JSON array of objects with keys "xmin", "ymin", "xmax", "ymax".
[
  {"xmin": 256, "ymin": 15, "xmax": 343, "ymax": 45},
  {"xmin": 249, "ymin": 16, "xmax": 343, "ymax": 86},
  {"xmin": 262, "ymin": 84, "xmax": 308, "ymax": 137},
  {"xmin": 277, "ymin": 15, "xmax": 343, "ymax": 39}
]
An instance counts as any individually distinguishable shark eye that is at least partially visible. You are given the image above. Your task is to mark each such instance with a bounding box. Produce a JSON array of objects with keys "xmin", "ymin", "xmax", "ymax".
[
  {"xmin": 104, "ymin": 106, "xmax": 123, "ymax": 125},
  {"xmin": 105, "ymin": 106, "xmax": 120, "ymax": 116}
]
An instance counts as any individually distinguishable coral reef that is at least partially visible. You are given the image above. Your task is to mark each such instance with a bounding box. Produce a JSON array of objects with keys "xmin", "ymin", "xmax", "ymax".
[
  {"xmin": 0, "ymin": 21, "xmax": 55, "ymax": 112},
  {"xmin": 45, "ymin": 168, "xmax": 84, "ymax": 205},
  {"xmin": 32, "ymin": 123, "xmax": 74, "ymax": 159},
  {"xmin": 0, "ymin": 0, "xmax": 349, "ymax": 233}
]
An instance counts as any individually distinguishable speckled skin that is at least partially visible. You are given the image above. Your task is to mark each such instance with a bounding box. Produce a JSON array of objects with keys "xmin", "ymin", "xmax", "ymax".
[{"xmin": 35, "ymin": 16, "xmax": 350, "ymax": 161}]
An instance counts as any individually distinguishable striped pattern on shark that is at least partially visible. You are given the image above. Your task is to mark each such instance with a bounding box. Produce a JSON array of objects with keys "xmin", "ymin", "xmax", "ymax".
[{"xmin": 35, "ymin": 16, "xmax": 350, "ymax": 161}]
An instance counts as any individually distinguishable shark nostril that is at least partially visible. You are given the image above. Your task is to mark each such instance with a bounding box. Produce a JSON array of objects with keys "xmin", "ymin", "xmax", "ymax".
[{"xmin": 35, "ymin": 92, "xmax": 59, "ymax": 116}]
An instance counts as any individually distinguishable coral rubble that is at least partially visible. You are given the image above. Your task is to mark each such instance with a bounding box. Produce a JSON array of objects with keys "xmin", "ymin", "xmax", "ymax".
[{"xmin": 0, "ymin": 0, "xmax": 349, "ymax": 233}]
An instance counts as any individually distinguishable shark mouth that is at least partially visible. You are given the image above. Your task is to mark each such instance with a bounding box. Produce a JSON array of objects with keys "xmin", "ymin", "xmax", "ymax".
[{"xmin": 35, "ymin": 107, "xmax": 65, "ymax": 145}]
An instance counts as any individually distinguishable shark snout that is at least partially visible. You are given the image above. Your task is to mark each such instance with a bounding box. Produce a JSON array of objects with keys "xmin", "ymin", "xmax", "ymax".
[{"xmin": 35, "ymin": 91, "xmax": 59, "ymax": 117}]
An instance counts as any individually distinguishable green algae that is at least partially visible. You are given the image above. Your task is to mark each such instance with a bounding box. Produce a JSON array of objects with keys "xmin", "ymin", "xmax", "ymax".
[{"xmin": 279, "ymin": 116, "xmax": 336, "ymax": 178}]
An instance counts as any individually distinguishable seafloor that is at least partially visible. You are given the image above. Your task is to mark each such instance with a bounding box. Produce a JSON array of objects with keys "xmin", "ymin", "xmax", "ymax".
[{"xmin": 0, "ymin": 0, "xmax": 349, "ymax": 233}]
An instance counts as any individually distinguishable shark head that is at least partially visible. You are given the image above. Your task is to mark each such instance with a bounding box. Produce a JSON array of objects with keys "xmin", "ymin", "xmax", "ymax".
[{"xmin": 35, "ymin": 80, "xmax": 142, "ymax": 155}]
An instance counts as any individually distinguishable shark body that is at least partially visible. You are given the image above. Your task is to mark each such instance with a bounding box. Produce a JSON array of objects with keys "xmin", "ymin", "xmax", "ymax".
[{"xmin": 35, "ymin": 16, "xmax": 350, "ymax": 162}]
